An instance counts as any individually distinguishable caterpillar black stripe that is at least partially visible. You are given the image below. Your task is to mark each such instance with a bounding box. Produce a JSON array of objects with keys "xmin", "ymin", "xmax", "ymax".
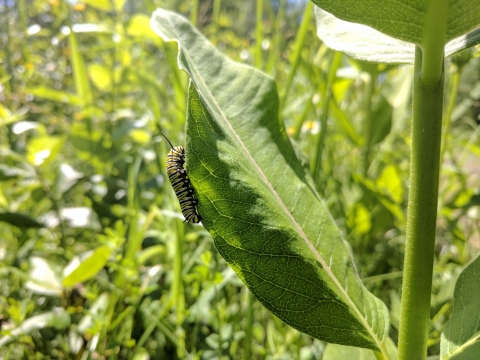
[{"xmin": 161, "ymin": 133, "xmax": 202, "ymax": 224}]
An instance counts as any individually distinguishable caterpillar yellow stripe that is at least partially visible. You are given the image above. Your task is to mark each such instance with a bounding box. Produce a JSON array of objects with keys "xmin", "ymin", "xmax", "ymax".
[{"xmin": 161, "ymin": 133, "xmax": 202, "ymax": 224}]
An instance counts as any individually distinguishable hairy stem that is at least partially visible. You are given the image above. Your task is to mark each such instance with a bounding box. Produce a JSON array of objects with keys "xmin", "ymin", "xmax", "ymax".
[{"xmin": 397, "ymin": 45, "xmax": 444, "ymax": 360}]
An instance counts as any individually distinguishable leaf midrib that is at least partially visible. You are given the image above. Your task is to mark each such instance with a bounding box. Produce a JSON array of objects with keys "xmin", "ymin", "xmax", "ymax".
[{"xmin": 446, "ymin": 330, "xmax": 480, "ymax": 357}]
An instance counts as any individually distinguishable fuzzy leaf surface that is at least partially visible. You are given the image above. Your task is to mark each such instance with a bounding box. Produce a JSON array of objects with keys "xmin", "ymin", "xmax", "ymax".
[
  {"xmin": 315, "ymin": 6, "xmax": 480, "ymax": 64},
  {"xmin": 440, "ymin": 256, "xmax": 480, "ymax": 360},
  {"xmin": 151, "ymin": 9, "xmax": 390, "ymax": 354},
  {"xmin": 311, "ymin": 0, "xmax": 480, "ymax": 46}
]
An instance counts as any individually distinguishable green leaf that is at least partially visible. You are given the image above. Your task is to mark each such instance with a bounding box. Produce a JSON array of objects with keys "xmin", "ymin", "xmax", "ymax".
[
  {"xmin": 440, "ymin": 256, "xmax": 480, "ymax": 359},
  {"xmin": 0, "ymin": 211, "xmax": 45, "ymax": 228},
  {"xmin": 151, "ymin": 9, "xmax": 390, "ymax": 354},
  {"xmin": 78, "ymin": 293, "xmax": 109, "ymax": 334},
  {"xmin": 329, "ymin": 97, "xmax": 363, "ymax": 146},
  {"xmin": 312, "ymin": 0, "xmax": 480, "ymax": 46},
  {"xmin": 347, "ymin": 203, "xmax": 372, "ymax": 236},
  {"xmin": 370, "ymin": 96, "xmax": 392, "ymax": 146},
  {"xmin": 0, "ymin": 164, "xmax": 31, "ymax": 181},
  {"xmin": 377, "ymin": 165, "xmax": 403, "ymax": 204},
  {"xmin": 68, "ymin": 23, "xmax": 94, "ymax": 114},
  {"xmin": 314, "ymin": 6, "xmax": 480, "ymax": 64},
  {"xmin": 0, "ymin": 308, "xmax": 70, "ymax": 347},
  {"xmin": 27, "ymin": 86, "xmax": 80, "ymax": 104},
  {"xmin": 25, "ymin": 257, "xmax": 63, "ymax": 296},
  {"xmin": 314, "ymin": 7, "xmax": 414, "ymax": 64},
  {"xmin": 56, "ymin": 163, "xmax": 84, "ymax": 195},
  {"xmin": 354, "ymin": 173, "xmax": 405, "ymax": 225},
  {"xmin": 26, "ymin": 135, "xmax": 66, "ymax": 167},
  {"xmin": 88, "ymin": 64, "xmax": 112, "ymax": 91},
  {"xmin": 0, "ymin": 105, "xmax": 28, "ymax": 126},
  {"xmin": 63, "ymin": 246, "xmax": 112, "ymax": 287},
  {"xmin": 127, "ymin": 14, "xmax": 159, "ymax": 40}
]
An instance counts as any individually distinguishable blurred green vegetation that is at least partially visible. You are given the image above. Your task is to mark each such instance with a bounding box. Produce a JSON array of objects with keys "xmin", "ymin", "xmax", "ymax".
[{"xmin": 1, "ymin": 0, "xmax": 479, "ymax": 359}]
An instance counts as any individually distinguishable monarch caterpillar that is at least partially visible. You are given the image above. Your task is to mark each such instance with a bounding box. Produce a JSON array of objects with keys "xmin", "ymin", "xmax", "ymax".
[{"xmin": 161, "ymin": 133, "xmax": 202, "ymax": 224}]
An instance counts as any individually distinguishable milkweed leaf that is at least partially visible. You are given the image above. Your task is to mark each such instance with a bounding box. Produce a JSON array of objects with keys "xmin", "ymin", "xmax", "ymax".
[{"xmin": 151, "ymin": 9, "xmax": 390, "ymax": 354}]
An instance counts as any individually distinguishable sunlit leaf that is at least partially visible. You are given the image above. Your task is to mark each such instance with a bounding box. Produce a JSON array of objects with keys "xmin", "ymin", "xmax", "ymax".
[
  {"xmin": 56, "ymin": 163, "xmax": 84, "ymax": 195},
  {"xmin": 26, "ymin": 135, "xmax": 66, "ymax": 167},
  {"xmin": 348, "ymin": 203, "xmax": 372, "ymax": 236},
  {"xmin": 129, "ymin": 129, "xmax": 150, "ymax": 144},
  {"xmin": 0, "ymin": 190, "xmax": 7, "ymax": 208},
  {"xmin": 0, "ymin": 308, "xmax": 70, "ymax": 347},
  {"xmin": 115, "ymin": 0, "xmax": 126, "ymax": 12},
  {"xmin": 12, "ymin": 121, "xmax": 43, "ymax": 135},
  {"xmin": 127, "ymin": 14, "xmax": 159, "ymax": 41},
  {"xmin": 0, "ymin": 105, "xmax": 28, "ymax": 126},
  {"xmin": 377, "ymin": 165, "xmax": 403, "ymax": 204},
  {"xmin": 60, "ymin": 207, "xmax": 97, "ymax": 228},
  {"xmin": 27, "ymin": 86, "xmax": 80, "ymax": 104},
  {"xmin": 68, "ymin": 24, "xmax": 93, "ymax": 115},
  {"xmin": 314, "ymin": 6, "xmax": 480, "ymax": 64},
  {"xmin": 71, "ymin": 23, "xmax": 112, "ymax": 34},
  {"xmin": 25, "ymin": 257, "xmax": 63, "ymax": 296},
  {"xmin": 151, "ymin": 9, "xmax": 390, "ymax": 354},
  {"xmin": 355, "ymin": 173, "xmax": 405, "ymax": 224},
  {"xmin": 312, "ymin": 1, "xmax": 480, "ymax": 46},
  {"xmin": 315, "ymin": 7, "xmax": 414, "ymax": 64},
  {"xmin": 88, "ymin": 64, "xmax": 112, "ymax": 91},
  {"xmin": 453, "ymin": 189, "xmax": 473, "ymax": 208},
  {"xmin": 63, "ymin": 246, "xmax": 112, "ymax": 287}
]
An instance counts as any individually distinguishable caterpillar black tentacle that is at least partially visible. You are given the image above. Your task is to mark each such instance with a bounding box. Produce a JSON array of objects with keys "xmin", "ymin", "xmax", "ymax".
[{"xmin": 161, "ymin": 133, "xmax": 202, "ymax": 224}]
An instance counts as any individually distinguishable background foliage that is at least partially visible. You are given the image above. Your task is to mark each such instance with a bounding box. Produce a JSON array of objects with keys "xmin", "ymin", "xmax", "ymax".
[{"xmin": 1, "ymin": 0, "xmax": 479, "ymax": 359}]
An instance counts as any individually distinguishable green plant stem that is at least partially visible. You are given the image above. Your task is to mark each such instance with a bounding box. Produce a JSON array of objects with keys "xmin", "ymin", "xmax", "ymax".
[
  {"xmin": 144, "ymin": 314, "xmax": 190, "ymax": 358},
  {"xmin": 266, "ymin": 0, "xmax": 286, "ymax": 77},
  {"xmin": 63, "ymin": 0, "xmax": 93, "ymax": 117},
  {"xmin": 4, "ymin": 0, "xmax": 15, "ymax": 94},
  {"xmin": 255, "ymin": 0, "xmax": 263, "ymax": 69},
  {"xmin": 293, "ymin": 92, "xmax": 314, "ymax": 139},
  {"xmin": 421, "ymin": 0, "xmax": 448, "ymax": 85},
  {"xmin": 364, "ymin": 66, "xmax": 378, "ymax": 175},
  {"xmin": 190, "ymin": 0, "xmax": 199, "ymax": 26},
  {"xmin": 17, "ymin": 0, "xmax": 31, "ymax": 64},
  {"xmin": 243, "ymin": 289, "xmax": 254, "ymax": 360},
  {"xmin": 213, "ymin": 0, "xmax": 222, "ymax": 28},
  {"xmin": 440, "ymin": 65, "xmax": 462, "ymax": 166},
  {"xmin": 125, "ymin": 155, "xmax": 143, "ymax": 259},
  {"xmin": 374, "ymin": 351, "xmax": 387, "ymax": 360},
  {"xmin": 312, "ymin": 51, "xmax": 341, "ymax": 182},
  {"xmin": 173, "ymin": 219, "xmax": 186, "ymax": 358},
  {"xmin": 98, "ymin": 158, "xmax": 144, "ymax": 353},
  {"xmin": 363, "ymin": 271, "xmax": 403, "ymax": 285},
  {"xmin": 397, "ymin": 46, "xmax": 444, "ymax": 360},
  {"xmin": 280, "ymin": 1, "xmax": 312, "ymax": 109}
]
